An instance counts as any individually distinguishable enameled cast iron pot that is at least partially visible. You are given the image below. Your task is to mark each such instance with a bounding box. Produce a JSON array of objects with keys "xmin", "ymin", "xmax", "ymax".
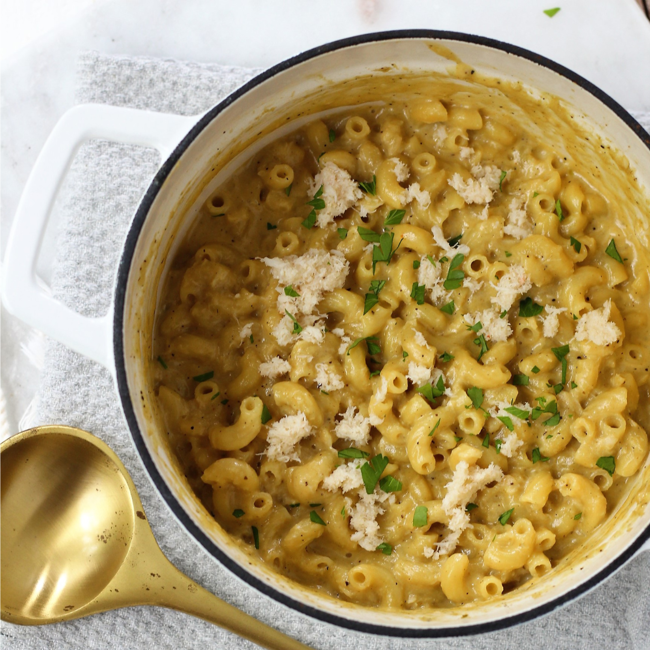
[{"xmin": 4, "ymin": 31, "xmax": 650, "ymax": 637}]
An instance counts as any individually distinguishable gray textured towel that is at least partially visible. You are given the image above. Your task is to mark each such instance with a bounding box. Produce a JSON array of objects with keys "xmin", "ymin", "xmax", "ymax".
[{"xmin": 2, "ymin": 52, "xmax": 649, "ymax": 650}]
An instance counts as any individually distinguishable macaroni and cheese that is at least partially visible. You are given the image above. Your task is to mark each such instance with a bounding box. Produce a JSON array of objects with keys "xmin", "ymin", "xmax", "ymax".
[{"xmin": 152, "ymin": 74, "xmax": 650, "ymax": 609}]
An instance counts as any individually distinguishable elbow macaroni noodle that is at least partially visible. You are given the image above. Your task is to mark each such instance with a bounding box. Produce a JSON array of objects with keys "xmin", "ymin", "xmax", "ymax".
[{"xmin": 153, "ymin": 74, "xmax": 650, "ymax": 610}]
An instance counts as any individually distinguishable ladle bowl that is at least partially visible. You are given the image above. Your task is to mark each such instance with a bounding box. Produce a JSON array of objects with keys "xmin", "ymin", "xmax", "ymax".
[{"xmin": 0, "ymin": 426, "xmax": 311, "ymax": 650}]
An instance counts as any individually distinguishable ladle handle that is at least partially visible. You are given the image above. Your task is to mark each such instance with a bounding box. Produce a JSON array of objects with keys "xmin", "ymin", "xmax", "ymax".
[{"xmin": 149, "ymin": 560, "xmax": 313, "ymax": 650}]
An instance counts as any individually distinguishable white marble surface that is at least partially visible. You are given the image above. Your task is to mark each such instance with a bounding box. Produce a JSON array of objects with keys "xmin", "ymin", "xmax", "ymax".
[{"xmin": 2, "ymin": 0, "xmax": 650, "ymax": 430}]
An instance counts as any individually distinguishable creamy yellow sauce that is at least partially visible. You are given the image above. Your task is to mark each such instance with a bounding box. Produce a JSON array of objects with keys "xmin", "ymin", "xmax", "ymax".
[{"xmin": 151, "ymin": 73, "xmax": 650, "ymax": 610}]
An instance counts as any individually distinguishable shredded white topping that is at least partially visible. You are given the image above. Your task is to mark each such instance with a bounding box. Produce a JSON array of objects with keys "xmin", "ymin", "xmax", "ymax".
[
  {"xmin": 496, "ymin": 432, "xmax": 524, "ymax": 458},
  {"xmin": 308, "ymin": 162, "xmax": 363, "ymax": 228},
  {"xmin": 265, "ymin": 412, "xmax": 313, "ymax": 462},
  {"xmin": 504, "ymin": 197, "xmax": 533, "ymax": 240},
  {"xmin": 464, "ymin": 309, "xmax": 512, "ymax": 343},
  {"xmin": 407, "ymin": 362, "xmax": 433, "ymax": 387},
  {"xmin": 259, "ymin": 356, "xmax": 291, "ymax": 379},
  {"xmin": 542, "ymin": 306, "xmax": 567, "ymax": 338},
  {"xmin": 448, "ymin": 164, "xmax": 501, "ymax": 205},
  {"xmin": 314, "ymin": 362, "xmax": 345, "ymax": 392},
  {"xmin": 575, "ymin": 299, "xmax": 621, "ymax": 346},
  {"xmin": 425, "ymin": 461, "xmax": 504, "ymax": 559},
  {"xmin": 335, "ymin": 407, "xmax": 372, "ymax": 445},
  {"xmin": 431, "ymin": 225, "xmax": 471, "ymax": 257},
  {"xmin": 239, "ymin": 323, "xmax": 253, "ymax": 341},
  {"xmin": 262, "ymin": 248, "xmax": 349, "ymax": 317},
  {"xmin": 492, "ymin": 264, "xmax": 532, "ymax": 312}
]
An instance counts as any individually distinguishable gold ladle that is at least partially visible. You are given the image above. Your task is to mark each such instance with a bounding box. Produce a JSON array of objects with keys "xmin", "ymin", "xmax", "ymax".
[{"xmin": 1, "ymin": 425, "xmax": 312, "ymax": 650}]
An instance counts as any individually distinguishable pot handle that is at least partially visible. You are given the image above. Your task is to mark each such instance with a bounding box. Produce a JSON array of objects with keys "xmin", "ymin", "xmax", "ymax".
[{"xmin": 1, "ymin": 104, "xmax": 196, "ymax": 369}]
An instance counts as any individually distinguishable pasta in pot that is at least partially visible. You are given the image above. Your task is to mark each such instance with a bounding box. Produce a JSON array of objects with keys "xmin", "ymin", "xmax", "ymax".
[{"xmin": 152, "ymin": 74, "xmax": 650, "ymax": 610}]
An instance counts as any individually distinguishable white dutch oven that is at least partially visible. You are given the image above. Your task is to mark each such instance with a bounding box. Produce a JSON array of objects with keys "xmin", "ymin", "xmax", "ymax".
[{"xmin": 4, "ymin": 32, "xmax": 650, "ymax": 636}]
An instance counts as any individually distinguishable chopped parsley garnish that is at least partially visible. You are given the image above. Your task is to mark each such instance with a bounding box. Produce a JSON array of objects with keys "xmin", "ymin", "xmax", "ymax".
[
  {"xmin": 157, "ymin": 356, "xmax": 167, "ymax": 369},
  {"xmin": 364, "ymin": 279, "xmax": 386, "ymax": 314},
  {"xmin": 284, "ymin": 310, "xmax": 302, "ymax": 334},
  {"xmin": 571, "ymin": 381, "xmax": 578, "ymax": 389},
  {"xmin": 221, "ymin": 399, "xmax": 229, "ymax": 405},
  {"xmin": 482, "ymin": 433, "xmax": 490, "ymax": 448},
  {"xmin": 337, "ymin": 227, "xmax": 348, "ymax": 240},
  {"xmin": 376, "ymin": 542, "xmax": 393, "ymax": 555},
  {"xmin": 443, "ymin": 253, "xmax": 465, "ymax": 290},
  {"xmin": 505, "ymin": 405, "xmax": 530, "ymax": 420},
  {"xmin": 499, "ymin": 508, "xmax": 514, "ymax": 525},
  {"xmin": 544, "ymin": 412, "xmax": 561, "ymax": 427},
  {"xmin": 413, "ymin": 259, "xmax": 421, "ymax": 270},
  {"xmin": 310, "ymin": 511, "xmax": 326, "ymax": 525},
  {"xmin": 498, "ymin": 416, "xmax": 514, "ymax": 431},
  {"xmin": 532, "ymin": 448, "xmax": 550, "ymax": 463},
  {"xmin": 284, "ymin": 285, "xmax": 300, "ymax": 297},
  {"xmin": 454, "ymin": 436, "xmax": 463, "ymax": 443},
  {"xmin": 361, "ymin": 454, "xmax": 390, "ymax": 494},
  {"xmin": 369, "ymin": 370, "xmax": 381, "ymax": 378},
  {"xmin": 338, "ymin": 448, "xmax": 370, "ymax": 459},
  {"xmin": 321, "ymin": 390, "xmax": 329, "ymax": 395},
  {"xmin": 302, "ymin": 185, "xmax": 324, "ymax": 229},
  {"xmin": 233, "ymin": 509, "xmax": 245, "ymax": 518},
  {"xmin": 410, "ymin": 281, "xmax": 426, "ymax": 305},
  {"xmin": 495, "ymin": 439, "xmax": 503, "ymax": 454},
  {"xmin": 267, "ymin": 222, "xmax": 277, "ymax": 230},
  {"xmin": 474, "ymin": 332, "xmax": 489, "ymax": 361},
  {"xmin": 532, "ymin": 366, "xmax": 541, "ymax": 374},
  {"xmin": 466, "ymin": 503, "xmax": 479, "ymax": 512},
  {"xmin": 403, "ymin": 350, "xmax": 409, "ymax": 359},
  {"xmin": 210, "ymin": 391, "xmax": 221, "ymax": 401},
  {"xmin": 532, "ymin": 397, "xmax": 558, "ymax": 421},
  {"xmin": 358, "ymin": 226, "xmax": 381, "ymax": 242},
  {"xmin": 341, "ymin": 507, "xmax": 346, "ymax": 516},
  {"xmin": 261, "ymin": 404, "xmax": 272, "ymax": 425},
  {"xmin": 467, "ymin": 322, "xmax": 483, "ymax": 333},
  {"xmin": 512, "ymin": 374, "xmax": 529, "ymax": 386},
  {"xmin": 440, "ymin": 300, "xmax": 455, "ymax": 315},
  {"xmin": 570, "ymin": 236, "xmax": 582, "ymax": 253},
  {"xmin": 500, "ymin": 310, "xmax": 508, "ymax": 319},
  {"xmin": 596, "ymin": 456, "xmax": 616, "ymax": 476},
  {"xmin": 439, "ymin": 351, "xmax": 455, "ymax": 363},
  {"xmin": 288, "ymin": 503, "xmax": 300, "ymax": 508},
  {"xmin": 284, "ymin": 183, "xmax": 292, "ymax": 196},
  {"xmin": 574, "ymin": 512, "xmax": 582, "ymax": 521},
  {"xmin": 309, "ymin": 503, "xmax": 322, "ymax": 507},
  {"xmin": 249, "ymin": 334, "xmax": 254, "ymax": 344},
  {"xmin": 448, "ymin": 233, "xmax": 464, "ymax": 248},
  {"xmin": 429, "ymin": 419, "xmax": 441, "ymax": 437},
  {"xmin": 252, "ymin": 526, "xmax": 260, "ymax": 549},
  {"xmin": 552, "ymin": 344, "xmax": 570, "ymax": 385},
  {"xmin": 544, "ymin": 7, "xmax": 561, "ymax": 17},
  {"xmin": 371, "ymin": 232, "xmax": 403, "ymax": 274},
  {"xmin": 416, "ymin": 375, "xmax": 446, "ymax": 403},
  {"xmin": 329, "ymin": 128, "xmax": 336, "ymax": 142},
  {"xmin": 347, "ymin": 336, "xmax": 381, "ymax": 356},
  {"xmin": 505, "ymin": 250, "xmax": 512, "ymax": 257},
  {"xmin": 499, "ymin": 170, "xmax": 507, "ymax": 191},
  {"xmin": 193, "ymin": 370, "xmax": 214, "ymax": 382},
  {"xmin": 606, "ymin": 239, "xmax": 623, "ymax": 263},
  {"xmin": 380, "ymin": 475, "xmax": 403, "ymax": 492},
  {"xmin": 413, "ymin": 505, "xmax": 428, "ymax": 528},
  {"xmin": 519, "ymin": 297, "xmax": 544, "ymax": 317},
  {"xmin": 440, "ymin": 256, "xmax": 449, "ymax": 263},
  {"xmin": 555, "ymin": 199, "xmax": 565, "ymax": 221},
  {"xmin": 359, "ymin": 175, "xmax": 377, "ymax": 195},
  {"xmin": 384, "ymin": 209, "xmax": 406, "ymax": 226},
  {"xmin": 467, "ymin": 386, "xmax": 484, "ymax": 410}
]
